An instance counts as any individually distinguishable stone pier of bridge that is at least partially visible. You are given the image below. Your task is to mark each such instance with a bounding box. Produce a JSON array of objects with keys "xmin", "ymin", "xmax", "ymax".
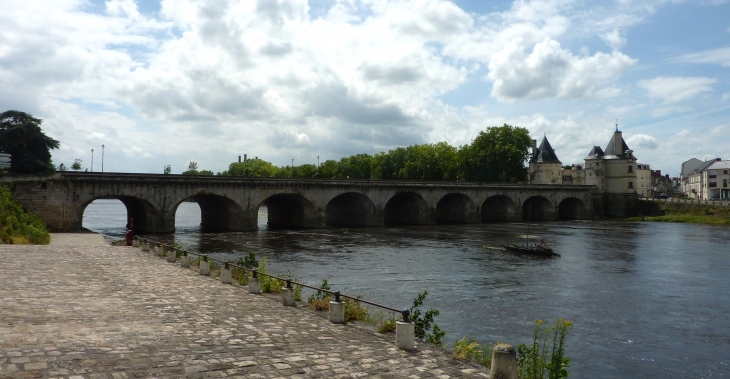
[{"xmin": 1, "ymin": 172, "xmax": 601, "ymax": 233}]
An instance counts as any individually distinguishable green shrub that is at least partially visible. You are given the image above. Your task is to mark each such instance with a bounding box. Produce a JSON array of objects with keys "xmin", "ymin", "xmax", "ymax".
[
  {"xmin": 0, "ymin": 186, "xmax": 50, "ymax": 245},
  {"xmin": 517, "ymin": 318, "xmax": 572, "ymax": 379},
  {"xmin": 410, "ymin": 290, "xmax": 446, "ymax": 347},
  {"xmin": 378, "ymin": 317, "xmax": 396, "ymax": 333}
]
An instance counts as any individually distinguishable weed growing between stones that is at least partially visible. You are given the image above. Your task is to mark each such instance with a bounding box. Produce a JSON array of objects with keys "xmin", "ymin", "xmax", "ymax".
[
  {"xmin": 232, "ymin": 252, "xmax": 259, "ymax": 285},
  {"xmin": 452, "ymin": 337, "xmax": 497, "ymax": 367},
  {"xmin": 377, "ymin": 317, "xmax": 396, "ymax": 333},
  {"xmin": 517, "ymin": 318, "xmax": 572, "ymax": 379},
  {"xmin": 344, "ymin": 297, "xmax": 368, "ymax": 322},
  {"xmin": 307, "ymin": 279, "xmax": 332, "ymax": 311}
]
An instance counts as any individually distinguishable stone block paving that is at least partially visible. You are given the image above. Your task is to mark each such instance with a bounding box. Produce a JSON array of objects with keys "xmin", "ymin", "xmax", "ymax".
[{"xmin": 0, "ymin": 240, "xmax": 489, "ymax": 379}]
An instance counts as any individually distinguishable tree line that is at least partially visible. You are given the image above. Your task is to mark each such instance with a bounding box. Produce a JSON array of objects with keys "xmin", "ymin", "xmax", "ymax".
[{"xmin": 214, "ymin": 124, "xmax": 532, "ymax": 183}]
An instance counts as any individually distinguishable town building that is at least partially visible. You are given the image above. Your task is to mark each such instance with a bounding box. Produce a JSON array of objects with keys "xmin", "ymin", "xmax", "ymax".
[
  {"xmin": 680, "ymin": 158, "xmax": 726, "ymax": 199},
  {"xmin": 636, "ymin": 163, "xmax": 651, "ymax": 198}
]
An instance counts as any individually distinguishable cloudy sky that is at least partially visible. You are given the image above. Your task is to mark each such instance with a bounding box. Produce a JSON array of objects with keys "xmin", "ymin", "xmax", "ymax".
[{"xmin": 1, "ymin": 0, "xmax": 728, "ymax": 176}]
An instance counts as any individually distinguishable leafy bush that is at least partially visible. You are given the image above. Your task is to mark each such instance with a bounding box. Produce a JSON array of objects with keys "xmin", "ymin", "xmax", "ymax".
[
  {"xmin": 378, "ymin": 318, "xmax": 396, "ymax": 333},
  {"xmin": 344, "ymin": 297, "xmax": 368, "ymax": 322},
  {"xmin": 0, "ymin": 186, "xmax": 50, "ymax": 244}
]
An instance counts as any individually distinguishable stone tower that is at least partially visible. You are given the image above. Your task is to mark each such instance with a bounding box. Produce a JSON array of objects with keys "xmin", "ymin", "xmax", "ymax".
[{"xmin": 529, "ymin": 135, "xmax": 562, "ymax": 184}]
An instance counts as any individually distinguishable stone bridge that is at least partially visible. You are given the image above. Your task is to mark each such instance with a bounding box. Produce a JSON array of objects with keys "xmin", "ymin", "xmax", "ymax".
[{"xmin": 1, "ymin": 173, "xmax": 599, "ymax": 233}]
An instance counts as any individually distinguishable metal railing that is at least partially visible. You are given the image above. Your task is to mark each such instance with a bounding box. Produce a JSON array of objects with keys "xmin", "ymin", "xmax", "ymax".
[{"xmin": 133, "ymin": 236, "xmax": 411, "ymax": 322}]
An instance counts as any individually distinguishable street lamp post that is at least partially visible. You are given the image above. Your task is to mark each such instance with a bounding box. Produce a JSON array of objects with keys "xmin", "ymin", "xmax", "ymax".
[
  {"xmin": 91, "ymin": 149, "xmax": 94, "ymax": 172},
  {"xmin": 101, "ymin": 144, "xmax": 105, "ymax": 172}
]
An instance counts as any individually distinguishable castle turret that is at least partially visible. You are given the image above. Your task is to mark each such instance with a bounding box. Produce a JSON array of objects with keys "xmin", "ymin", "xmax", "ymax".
[{"xmin": 529, "ymin": 135, "xmax": 562, "ymax": 184}]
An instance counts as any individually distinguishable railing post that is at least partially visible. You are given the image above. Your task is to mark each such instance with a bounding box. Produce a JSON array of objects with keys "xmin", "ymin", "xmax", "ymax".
[
  {"xmin": 180, "ymin": 251, "xmax": 189, "ymax": 268},
  {"xmin": 395, "ymin": 309, "xmax": 414, "ymax": 350},
  {"xmin": 132, "ymin": 235, "xmax": 139, "ymax": 248},
  {"xmin": 199, "ymin": 256, "xmax": 210, "ymax": 276},
  {"xmin": 281, "ymin": 278, "xmax": 295, "ymax": 306},
  {"xmin": 249, "ymin": 270, "xmax": 261, "ymax": 294},
  {"xmin": 490, "ymin": 343, "xmax": 518, "ymax": 379},
  {"xmin": 220, "ymin": 261, "xmax": 232, "ymax": 284},
  {"xmin": 167, "ymin": 246, "xmax": 176, "ymax": 262},
  {"xmin": 329, "ymin": 291, "xmax": 345, "ymax": 324},
  {"xmin": 141, "ymin": 238, "xmax": 149, "ymax": 252},
  {"xmin": 154, "ymin": 243, "xmax": 161, "ymax": 256}
]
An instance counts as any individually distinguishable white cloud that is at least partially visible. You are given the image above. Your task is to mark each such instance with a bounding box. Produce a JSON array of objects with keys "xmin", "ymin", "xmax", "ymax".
[
  {"xmin": 487, "ymin": 37, "xmax": 635, "ymax": 101},
  {"xmin": 627, "ymin": 133, "xmax": 658, "ymax": 150},
  {"xmin": 670, "ymin": 47, "xmax": 730, "ymax": 67},
  {"xmin": 601, "ymin": 28, "xmax": 626, "ymax": 50},
  {"xmin": 637, "ymin": 76, "xmax": 717, "ymax": 104}
]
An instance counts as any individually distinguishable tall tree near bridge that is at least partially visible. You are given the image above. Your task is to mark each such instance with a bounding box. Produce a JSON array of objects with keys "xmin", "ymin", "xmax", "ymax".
[
  {"xmin": 0, "ymin": 110, "xmax": 60, "ymax": 174},
  {"xmin": 459, "ymin": 124, "xmax": 531, "ymax": 183}
]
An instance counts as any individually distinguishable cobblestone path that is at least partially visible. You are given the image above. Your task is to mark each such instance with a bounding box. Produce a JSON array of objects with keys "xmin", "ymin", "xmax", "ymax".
[{"xmin": 0, "ymin": 237, "xmax": 489, "ymax": 379}]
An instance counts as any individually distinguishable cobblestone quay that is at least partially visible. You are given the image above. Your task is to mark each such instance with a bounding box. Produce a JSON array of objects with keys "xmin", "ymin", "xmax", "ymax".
[{"xmin": 0, "ymin": 234, "xmax": 489, "ymax": 379}]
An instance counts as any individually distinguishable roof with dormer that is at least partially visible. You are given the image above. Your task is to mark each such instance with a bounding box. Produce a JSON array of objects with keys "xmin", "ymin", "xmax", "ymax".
[
  {"xmin": 530, "ymin": 135, "xmax": 561, "ymax": 164},
  {"xmin": 604, "ymin": 132, "xmax": 632, "ymax": 159}
]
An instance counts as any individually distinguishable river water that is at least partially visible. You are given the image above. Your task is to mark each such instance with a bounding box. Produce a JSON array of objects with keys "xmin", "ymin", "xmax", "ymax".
[{"xmin": 83, "ymin": 199, "xmax": 730, "ymax": 379}]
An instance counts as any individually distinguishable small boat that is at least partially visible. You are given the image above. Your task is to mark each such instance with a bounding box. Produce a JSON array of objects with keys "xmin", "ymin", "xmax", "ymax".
[
  {"xmin": 501, "ymin": 199, "xmax": 560, "ymax": 257},
  {"xmin": 502, "ymin": 242, "xmax": 560, "ymax": 257}
]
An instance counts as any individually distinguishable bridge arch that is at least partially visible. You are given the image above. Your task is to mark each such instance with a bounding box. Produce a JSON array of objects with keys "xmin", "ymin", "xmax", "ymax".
[
  {"xmin": 558, "ymin": 197, "xmax": 586, "ymax": 220},
  {"xmin": 173, "ymin": 194, "xmax": 248, "ymax": 232},
  {"xmin": 481, "ymin": 195, "xmax": 518, "ymax": 222},
  {"xmin": 79, "ymin": 196, "xmax": 160, "ymax": 233},
  {"xmin": 261, "ymin": 194, "xmax": 320, "ymax": 228},
  {"xmin": 522, "ymin": 196, "xmax": 554, "ymax": 221},
  {"xmin": 384, "ymin": 192, "xmax": 433, "ymax": 225},
  {"xmin": 435, "ymin": 193, "xmax": 474, "ymax": 223},
  {"xmin": 325, "ymin": 192, "xmax": 379, "ymax": 227}
]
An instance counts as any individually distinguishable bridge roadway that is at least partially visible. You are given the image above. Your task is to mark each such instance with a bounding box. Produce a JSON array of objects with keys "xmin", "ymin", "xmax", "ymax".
[
  {"xmin": 1, "ymin": 172, "xmax": 598, "ymax": 233},
  {"xmin": 0, "ymin": 234, "xmax": 490, "ymax": 378}
]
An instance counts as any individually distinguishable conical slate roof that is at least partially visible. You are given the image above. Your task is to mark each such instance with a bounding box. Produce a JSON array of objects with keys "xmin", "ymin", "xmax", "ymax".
[
  {"xmin": 530, "ymin": 136, "xmax": 561, "ymax": 164},
  {"xmin": 604, "ymin": 132, "xmax": 631, "ymax": 159}
]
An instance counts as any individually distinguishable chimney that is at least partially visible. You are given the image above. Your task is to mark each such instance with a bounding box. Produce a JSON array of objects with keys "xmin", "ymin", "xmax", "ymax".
[
  {"xmin": 238, "ymin": 155, "xmax": 241, "ymax": 163},
  {"xmin": 717, "ymin": 158, "xmax": 722, "ymax": 161},
  {"xmin": 244, "ymin": 154, "xmax": 247, "ymax": 161}
]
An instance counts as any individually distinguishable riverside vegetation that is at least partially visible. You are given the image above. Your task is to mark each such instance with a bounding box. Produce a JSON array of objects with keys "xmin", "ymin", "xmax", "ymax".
[
  {"xmin": 0, "ymin": 185, "xmax": 50, "ymax": 244},
  {"xmin": 629, "ymin": 201, "xmax": 730, "ymax": 225}
]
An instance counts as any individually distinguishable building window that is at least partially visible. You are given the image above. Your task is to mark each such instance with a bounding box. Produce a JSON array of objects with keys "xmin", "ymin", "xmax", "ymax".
[
  {"xmin": 724, "ymin": 170, "xmax": 728, "ymax": 175},
  {"xmin": 724, "ymin": 179, "xmax": 728, "ymax": 187},
  {"xmin": 628, "ymin": 182, "xmax": 634, "ymax": 188},
  {"xmin": 628, "ymin": 166, "xmax": 633, "ymax": 173},
  {"xmin": 710, "ymin": 182, "xmax": 717, "ymax": 188}
]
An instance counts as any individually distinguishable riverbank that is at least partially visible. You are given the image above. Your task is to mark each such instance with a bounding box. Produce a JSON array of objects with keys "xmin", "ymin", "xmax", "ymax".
[
  {"xmin": 0, "ymin": 234, "xmax": 489, "ymax": 378},
  {"xmin": 630, "ymin": 200, "xmax": 730, "ymax": 225}
]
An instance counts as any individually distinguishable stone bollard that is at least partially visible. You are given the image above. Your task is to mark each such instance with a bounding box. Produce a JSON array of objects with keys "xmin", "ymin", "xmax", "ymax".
[
  {"xmin": 395, "ymin": 310, "xmax": 415, "ymax": 350},
  {"xmin": 141, "ymin": 239, "xmax": 149, "ymax": 252},
  {"xmin": 132, "ymin": 237, "xmax": 139, "ymax": 248},
  {"xmin": 329, "ymin": 291, "xmax": 345, "ymax": 324},
  {"xmin": 167, "ymin": 247, "xmax": 176, "ymax": 263},
  {"xmin": 281, "ymin": 279, "xmax": 296, "ymax": 306},
  {"xmin": 199, "ymin": 256, "xmax": 210, "ymax": 276},
  {"xmin": 180, "ymin": 252, "xmax": 190, "ymax": 268},
  {"xmin": 154, "ymin": 244, "xmax": 161, "ymax": 256},
  {"xmin": 249, "ymin": 271, "xmax": 261, "ymax": 294},
  {"xmin": 490, "ymin": 343, "xmax": 518, "ymax": 379},
  {"xmin": 220, "ymin": 262, "xmax": 232, "ymax": 284}
]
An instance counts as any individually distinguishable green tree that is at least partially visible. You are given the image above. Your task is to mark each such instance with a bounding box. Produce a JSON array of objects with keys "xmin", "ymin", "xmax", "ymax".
[
  {"xmin": 460, "ymin": 124, "xmax": 531, "ymax": 183},
  {"xmin": 223, "ymin": 158, "xmax": 279, "ymax": 177},
  {"xmin": 71, "ymin": 159, "xmax": 82, "ymax": 171},
  {"xmin": 0, "ymin": 110, "xmax": 60, "ymax": 174},
  {"xmin": 163, "ymin": 165, "xmax": 171, "ymax": 175}
]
